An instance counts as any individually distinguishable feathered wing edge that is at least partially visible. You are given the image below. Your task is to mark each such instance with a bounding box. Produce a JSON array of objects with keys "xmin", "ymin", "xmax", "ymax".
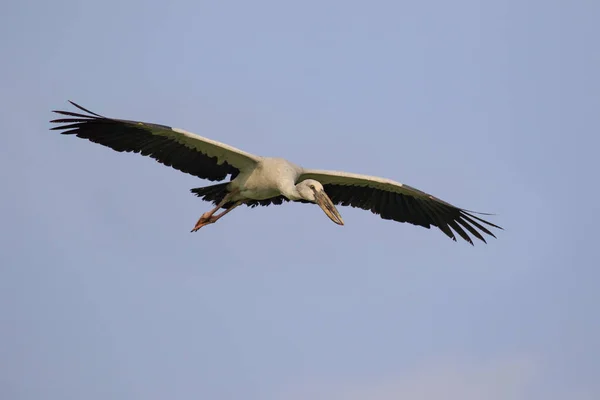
[
  {"xmin": 299, "ymin": 170, "xmax": 503, "ymax": 245},
  {"xmin": 49, "ymin": 101, "xmax": 258, "ymax": 181},
  {"xmin": 321, "ymin": 182, "xmax": 502, "ymax": 245}
]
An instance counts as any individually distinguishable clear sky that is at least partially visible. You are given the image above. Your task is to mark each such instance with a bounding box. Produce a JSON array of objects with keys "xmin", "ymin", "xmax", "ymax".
[{"xmin": 1, "ymin": 1, "xmax": 598, "ymax": 399}]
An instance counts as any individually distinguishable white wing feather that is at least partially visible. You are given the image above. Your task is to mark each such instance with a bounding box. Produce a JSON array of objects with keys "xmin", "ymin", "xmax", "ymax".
[{"xmin": 166, "ymin": 127, "xmax": 261, "ymax": 169}]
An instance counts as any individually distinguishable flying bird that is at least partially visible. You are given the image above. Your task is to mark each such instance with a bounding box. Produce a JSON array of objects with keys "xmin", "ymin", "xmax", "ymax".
[{"xmin": 50, "ymin": 101, "xmax": 501, "ymax": 244}]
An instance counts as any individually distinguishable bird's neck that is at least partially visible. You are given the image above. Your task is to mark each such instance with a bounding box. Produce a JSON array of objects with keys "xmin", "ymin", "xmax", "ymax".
[{"xmin": 280, "ymin": 183, "xmax": 301, "ymax": 201}]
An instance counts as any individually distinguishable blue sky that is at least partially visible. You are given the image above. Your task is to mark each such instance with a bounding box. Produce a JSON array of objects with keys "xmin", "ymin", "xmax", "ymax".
[{"xmin": 1, "ymin": 1, "xmax": 598, "ymax": 399}]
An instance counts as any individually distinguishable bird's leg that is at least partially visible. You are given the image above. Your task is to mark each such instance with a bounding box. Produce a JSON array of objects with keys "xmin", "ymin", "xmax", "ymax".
[
  {"xmin": 190, "ymin": 190, "xmax": 241, "ymax": 232},
  {"xmin": 211, "ymin": 201, "xmax": 244, "ymax": 222},
  {"xmin": 190, "ymin": 201, "xmax": 244, "ymax": 232}
]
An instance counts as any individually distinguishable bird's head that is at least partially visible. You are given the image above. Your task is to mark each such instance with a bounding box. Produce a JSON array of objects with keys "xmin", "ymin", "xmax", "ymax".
[{"xmin": 296, "ymin": 179, "xmax": 344, "ymax": 226}]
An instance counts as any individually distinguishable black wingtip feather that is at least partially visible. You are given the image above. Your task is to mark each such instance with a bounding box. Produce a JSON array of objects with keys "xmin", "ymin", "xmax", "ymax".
[
  {"xmin": 466, "ymin": 212, "xmax": 504, "ymax": 230},
  {"xmin": 455, "ymin": 217, "xmax": 487, "ymax": 243},
  {"xmin": 49, "ymin": 100, "xmax": 240, "ymax": 182},
  {"xmin": 448, "ymin": 220, "xmax": 475, "ymax": 245},
  {"xmin": 50, "ymin": 110, "xmax": 97, "ymax": 120},
  {"xmin": 67, "ymin": 100, "xmax": 105, "ymax": 117},
  {"xmin": 460, "ymin": 213, "xmax": 497, "ymax": 239}
]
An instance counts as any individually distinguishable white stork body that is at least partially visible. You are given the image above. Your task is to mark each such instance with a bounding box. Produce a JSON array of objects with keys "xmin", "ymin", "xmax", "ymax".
[
  {"xmin": 51, "ymin": 101, "xmax": 501, "ymax": 244},
  {"xmin": 231, "ymin": 157, "xmax": 302, "ymax": 202}
]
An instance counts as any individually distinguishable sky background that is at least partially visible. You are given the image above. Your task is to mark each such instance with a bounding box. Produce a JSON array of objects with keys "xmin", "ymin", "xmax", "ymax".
[{"xmin": 1, "ymin": 1, "xmax": 599, "ymax": 399}]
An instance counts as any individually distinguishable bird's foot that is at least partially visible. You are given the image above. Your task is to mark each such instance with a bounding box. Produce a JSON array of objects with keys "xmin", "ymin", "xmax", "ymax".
[{"xmin": 190, "ymin": 213, "xmax": 218, "ymax": 232}]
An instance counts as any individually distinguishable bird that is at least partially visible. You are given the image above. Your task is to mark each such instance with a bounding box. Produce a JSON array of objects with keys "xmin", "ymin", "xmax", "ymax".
[{"xmin": 50, "ymin": 100, "xmax": 502, "ymax": 244}]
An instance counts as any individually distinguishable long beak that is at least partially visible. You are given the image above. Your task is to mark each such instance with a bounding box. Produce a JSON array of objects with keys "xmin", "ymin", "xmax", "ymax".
[{"xmin": 315, "ymin": 190, "xmax": 344, "ymax": 225}]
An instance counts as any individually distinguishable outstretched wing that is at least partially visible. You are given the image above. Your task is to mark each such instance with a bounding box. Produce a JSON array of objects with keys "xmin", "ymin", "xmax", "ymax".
[
  {"xmin": 50, "ymin": 101, "xmax": 261, "ymax": 181},
  {"xmin": 299, "ymin": 169, "xmax": 502, "ymax": 245}
]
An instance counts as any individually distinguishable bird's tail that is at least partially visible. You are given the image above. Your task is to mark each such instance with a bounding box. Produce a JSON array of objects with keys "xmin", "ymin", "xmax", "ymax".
[{"xmin": 190, "ymin": 183, "xmax": 230, "ymax": 206}]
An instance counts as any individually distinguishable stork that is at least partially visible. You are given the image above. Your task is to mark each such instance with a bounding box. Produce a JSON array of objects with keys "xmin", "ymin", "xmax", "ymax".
[{"xmin": 50, "ymin": 101, "xmax": 502, "ymax": 244}]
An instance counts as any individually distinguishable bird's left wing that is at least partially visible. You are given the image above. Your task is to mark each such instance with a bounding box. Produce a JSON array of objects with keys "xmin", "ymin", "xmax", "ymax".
[
  {"xmin": 51, "ymin": 101, "xmax": 261, "ymax": 181},
  {"xmin": 299, "ymin": 169, "xmax": 502, "ymax": 244}
]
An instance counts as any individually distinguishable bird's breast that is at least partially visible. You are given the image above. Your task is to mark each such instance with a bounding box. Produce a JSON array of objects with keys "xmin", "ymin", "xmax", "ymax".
[{"xmin": 231, "ymin": 158, "xmax": 300, "ymax": 200}]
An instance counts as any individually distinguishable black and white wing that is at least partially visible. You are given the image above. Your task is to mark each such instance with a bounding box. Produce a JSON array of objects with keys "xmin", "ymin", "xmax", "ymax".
[
  {"xmin": 50, "ymin": 101, "xmax": 261, "ymax": 181},
  {"xmin": 299, "ymin": 169, "xmax": 502, "ymax": 245}
]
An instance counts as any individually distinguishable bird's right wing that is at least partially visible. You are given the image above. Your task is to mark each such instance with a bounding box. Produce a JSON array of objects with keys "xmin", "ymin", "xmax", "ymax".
[
  {"xmin": 51, "ymin": 101, "xmax": 261, "ymax": 181},
  {"xmin": 299, "ymin": 169, "xmax": 502, "ymax": 245}
]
